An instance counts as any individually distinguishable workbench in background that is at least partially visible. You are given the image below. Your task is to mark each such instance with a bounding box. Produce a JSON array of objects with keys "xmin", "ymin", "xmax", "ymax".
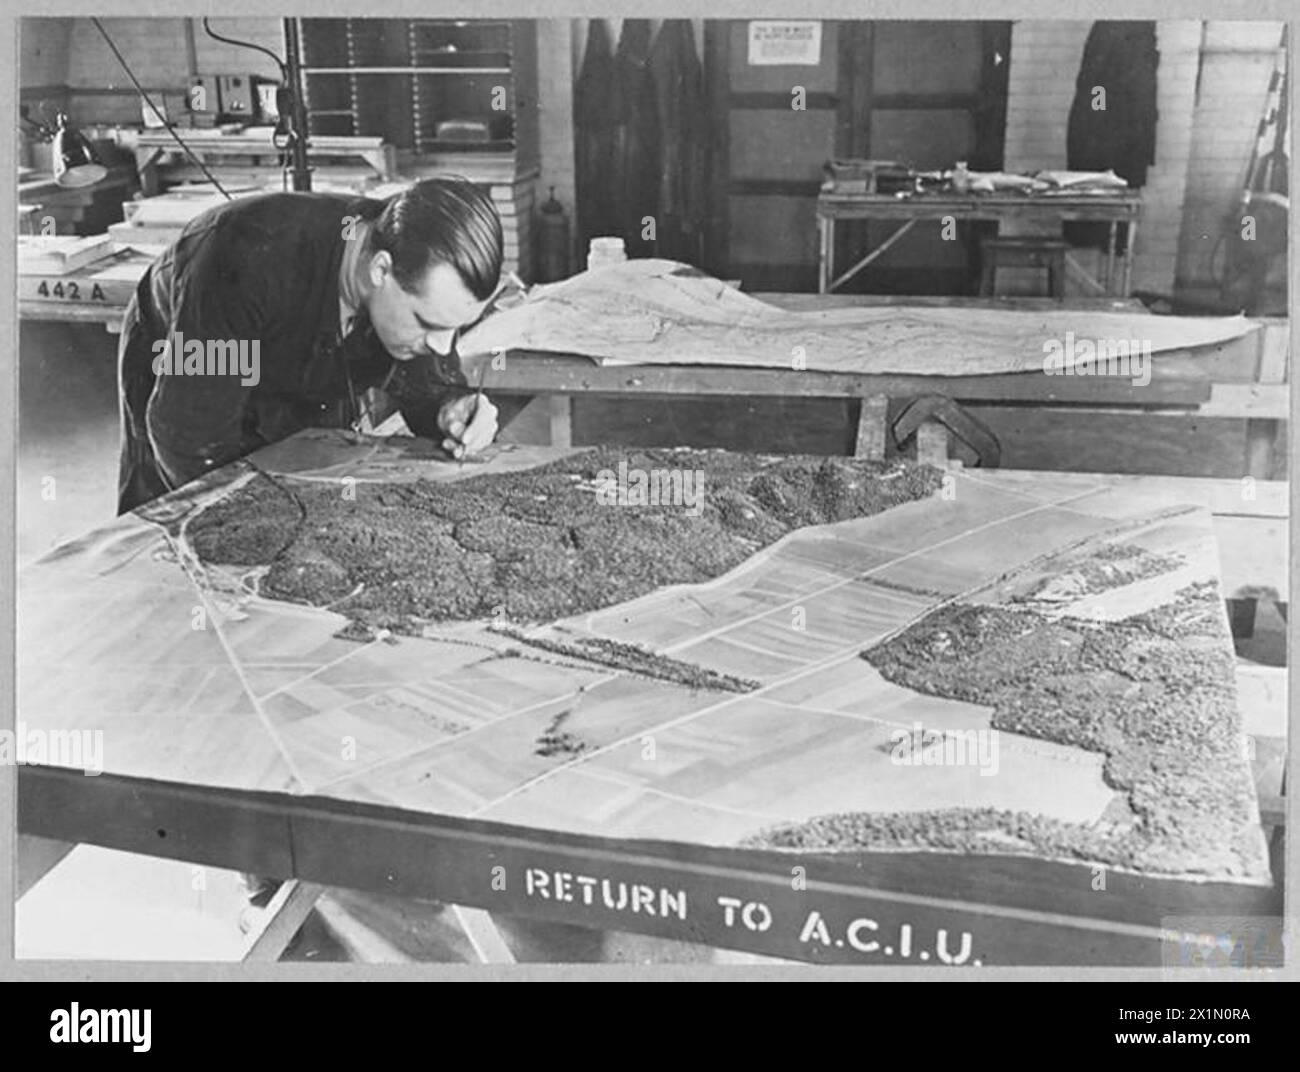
[
  {"xmin": 18, "ymin": 164, "xmax": 138, "ymax": 236},
  {"xmin": 132, "ymin": 128, "xmax": 396, "ymax": 196},
  {"xmin": 817, "ymin": 190, "xmax": 1142, "ymax": 296},
  {"xmin": 18, "ymin": 268, "xmax": 1288, "ymax": 481},
  {"xmin": 479, "ymin": 293, "xmax": 1288, "ymax": 481},
  {"xmin": 18, "ymin": 245, "xmax": 150, "ymax": 330}
]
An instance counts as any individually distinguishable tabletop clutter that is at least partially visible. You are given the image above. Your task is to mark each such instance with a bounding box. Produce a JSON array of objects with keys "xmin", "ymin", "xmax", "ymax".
[{"xmin": 821, "ymin": 158, "xmax": 1132, "ymax": 198}]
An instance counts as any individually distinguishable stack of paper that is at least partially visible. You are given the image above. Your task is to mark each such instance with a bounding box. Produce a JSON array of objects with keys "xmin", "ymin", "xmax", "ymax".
[{"xmin": 17, "ymin": 234, "xmax": 116, "ymax": 276}]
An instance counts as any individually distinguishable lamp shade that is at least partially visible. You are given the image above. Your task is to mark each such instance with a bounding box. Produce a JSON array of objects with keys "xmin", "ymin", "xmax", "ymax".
[{"xmin": 52, "ymin": 114, "xmax": 107, "ymax": 188}]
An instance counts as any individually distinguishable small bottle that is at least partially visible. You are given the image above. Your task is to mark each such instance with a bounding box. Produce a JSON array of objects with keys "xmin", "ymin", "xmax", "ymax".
[
  {"xmin": 587, "ymin": 236, "xmax": 627, "ymax": 272},
  {"xmin": 951, "ymin": 161, "xmax": 970, "ymax": 194}
]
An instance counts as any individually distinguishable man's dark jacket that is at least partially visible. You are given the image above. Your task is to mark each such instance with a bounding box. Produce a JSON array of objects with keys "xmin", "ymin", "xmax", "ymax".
[{"xmin": 117, "ymin": 192, "xmax": 481, "ymax": 514}]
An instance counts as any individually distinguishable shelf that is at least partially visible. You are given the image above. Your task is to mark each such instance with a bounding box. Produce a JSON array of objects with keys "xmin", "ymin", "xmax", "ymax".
[
  {"xmin": 415, "ymin": 139, "xmax": 516, "ymax": 153},
  {"xmin": 410, "ymin": 19, "xmax": 512, "ymax": 28},
  {"xmin": 409, "ymin": 50, "xmax": 513, "ymax": 66},
  {"xmin": 304, "ymin": 66, "xmax": 512, "ymax": 75},
  {"xmin": 300, "ymin": 17, "xmax": 534, "ymax": 162}
]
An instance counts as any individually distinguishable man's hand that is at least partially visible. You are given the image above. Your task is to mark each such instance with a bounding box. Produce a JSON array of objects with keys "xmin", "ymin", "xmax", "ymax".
[{"xmin": 438, "ymin": 392, "xmax": 499, "ymax": 459}]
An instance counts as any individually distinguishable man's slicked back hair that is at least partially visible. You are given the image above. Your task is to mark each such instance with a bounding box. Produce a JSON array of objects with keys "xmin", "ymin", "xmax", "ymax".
[{"xmin": 367, "ymin": 177, "xmax": 503, "ymax": 300}]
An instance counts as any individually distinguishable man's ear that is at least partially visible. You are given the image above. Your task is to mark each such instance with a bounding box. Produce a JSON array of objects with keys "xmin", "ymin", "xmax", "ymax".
[{"xmin": 367, "ymin": 250, "xmax": 393, "ymax": 289}]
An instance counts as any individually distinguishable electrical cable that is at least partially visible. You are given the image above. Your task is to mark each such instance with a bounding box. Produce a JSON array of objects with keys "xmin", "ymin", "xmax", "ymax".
[
  {"xmin": 202, "ymin": 18, "xmax": 302, "ymax": 182},
  {"xmin": 200, "ymin": 18, "xmax": 288, "ymax": 80},
  {"xmin": 90, "ymin": 17, "xmax": 232, "ymax": 200}
]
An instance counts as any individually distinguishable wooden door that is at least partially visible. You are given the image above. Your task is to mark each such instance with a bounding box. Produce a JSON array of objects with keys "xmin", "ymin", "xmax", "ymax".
[
  {"xmin": 705, "ymin": 19, "xmax": 1010, "ymax": 293},
  {"xmin": 703, "ymin": 19, "xmax": 843, "ymax": 290}
]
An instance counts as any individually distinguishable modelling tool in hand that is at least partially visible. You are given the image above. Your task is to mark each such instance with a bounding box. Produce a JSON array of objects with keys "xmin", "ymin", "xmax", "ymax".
[
  {"xmin": 505, "ymin": 270, "xmax": 529, "ymax": 298},
  {"xmin": 458, "ymin": 360, "xmax": 488, "ymax": 469}
]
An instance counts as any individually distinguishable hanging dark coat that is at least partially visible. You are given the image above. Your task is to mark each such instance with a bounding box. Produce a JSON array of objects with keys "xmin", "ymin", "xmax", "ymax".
[
  {"xmin": 574, "ymin": 19, "xmax": 618, "ymax": 255},
  {"xmin": 610, "ymin": 19, "xmax": 661, "ymax": 259},
  {"xmin": 1066, "ymin": 21, "xmax": 1159, "ymax": 251},
  {"xmin": 649, "ymin": 19, "xmax": 708, "ymax": 266}
]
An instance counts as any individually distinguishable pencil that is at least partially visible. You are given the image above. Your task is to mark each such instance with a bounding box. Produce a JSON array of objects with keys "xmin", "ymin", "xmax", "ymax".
[{"xmin": 458, "ymin": 359, "xmax": 488, "ymax": 469}]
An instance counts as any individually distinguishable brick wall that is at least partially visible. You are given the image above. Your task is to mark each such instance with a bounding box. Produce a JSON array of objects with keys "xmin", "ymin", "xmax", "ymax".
[
  {"xmin": 193, "ymin": 18, "xmax": 284, "ymax": 79},
  {"xmin": 1001, "ymin": 19, "xmax": 1284, "ymax": 299},
  {"xmin": 67, "ymin": 17, "xmax": 189, "ymax": 90},
  {"xmin": 537, "ymin": 19, "xmax": 577, "ymax": 267},
  {"xmin": 1177, "ymin": 21, "xmax": 1286, "ymax": 292},
  {"xmin": 1000, "ymin": 20, "xmax": 1200, "ymax": 296},
  {"xmin": 19, "ymin": 18, "xmax": 72, "ymax": 156},
  {"xmin": 1131, "ymin": 21, "xmax": 1200, "ymax": 296},
  {"xmin": 20, "ymin": 18, "xmax": 71, "ymax": 89},
  {"xmin": 42, "ymin": 17, "xmax": 283, "ymax": 126},
  {"xmin": 998, "ymin": 21, "xmax": 1089, "ymax": 294},
  {"xmin": 1003, "ymin": 21, "xmax": 1092, "ymax": 174}
]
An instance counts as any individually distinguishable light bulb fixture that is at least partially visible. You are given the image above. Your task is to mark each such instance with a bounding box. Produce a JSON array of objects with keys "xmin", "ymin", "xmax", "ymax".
[{"xmin": 52, "ymin": 112, "xmax": 108, "ymax": 188}]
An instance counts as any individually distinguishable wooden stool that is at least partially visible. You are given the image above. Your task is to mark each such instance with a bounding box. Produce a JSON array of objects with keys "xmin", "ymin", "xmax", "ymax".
[{"xmin": 979, "ymin": 236, "xmax": 1068, "ymax": 298}]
